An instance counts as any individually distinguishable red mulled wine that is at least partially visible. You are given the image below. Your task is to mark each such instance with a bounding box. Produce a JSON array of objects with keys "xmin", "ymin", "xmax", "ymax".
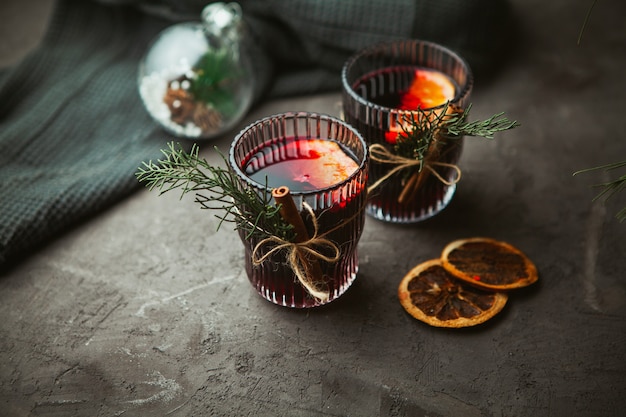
[
  {"xmin": 360, "ymin": 66, "xmax": 457, "ymax": 111},
  {"xmin": 244, "ymin": 138, "xmax": 360, "ymax": 192}
]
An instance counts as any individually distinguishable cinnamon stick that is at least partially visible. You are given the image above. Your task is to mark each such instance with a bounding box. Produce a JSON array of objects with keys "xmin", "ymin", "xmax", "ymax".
[
  {"xmin": 397, "ymin": 104, "xmax": 464, "ymax": 205},
  {"xmin": 397, "ymin": 169, "xmax": 420, "ymax": 204},
  {"xmin": 397, "ymin": 139, "xmax": 440, "ymax": 205},
  {"xmin": 272, "ymin": 186, "xmax": 310, "ymax": 243},
  {"xmin": 272, "ymin": 186, "xmax": 326, "ymax": 292}
]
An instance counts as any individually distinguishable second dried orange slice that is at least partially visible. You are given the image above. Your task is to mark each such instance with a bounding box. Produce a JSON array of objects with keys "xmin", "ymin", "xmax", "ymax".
[
  {"xmin": 441, "ymin": 237, "xmax": 538, "ymax": 291},
  {"xmin": 398, "ymin": 259, "xmax": 508, "ymax": 328}
]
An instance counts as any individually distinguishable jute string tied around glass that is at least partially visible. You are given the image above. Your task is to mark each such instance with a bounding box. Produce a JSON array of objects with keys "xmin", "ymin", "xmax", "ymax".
[
  {"xmin": 251, "ymin": 189, "xmax": 366, "ymax": 303},
  {"xmin": 367, "ymin": 143, "xmax": 462, "ymax": 198},
  {"xmin": 251, "ymin": 202, "xmax": 339, "ymax": 302}
]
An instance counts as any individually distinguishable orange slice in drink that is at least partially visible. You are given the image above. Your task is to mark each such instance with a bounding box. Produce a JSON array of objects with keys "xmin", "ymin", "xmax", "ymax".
[
  {"xmin": 398, "ymin": 259, "xmax": 508, "ymax": 328},
  {"xmin": 399, "ymin": 69, "xmax": 456, "ymax": 110},
  {"xmin": 441, "ymin": 237, "xmax": 538, "ymax": 291}
]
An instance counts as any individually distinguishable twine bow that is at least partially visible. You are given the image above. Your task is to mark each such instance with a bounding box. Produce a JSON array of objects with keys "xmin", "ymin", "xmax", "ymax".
[
  {"xmin": 251, "ymin": 203, "xmax": 340, "ymax": 303},
  {"xmin": 367, "ymin": 144, "xmax": 462, "ymax": 197}
]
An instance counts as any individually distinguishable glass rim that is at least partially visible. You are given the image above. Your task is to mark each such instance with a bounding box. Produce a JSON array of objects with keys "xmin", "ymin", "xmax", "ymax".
[
  {"xmin": 229, "ymin": 111, "xmax": 369, "ymax": 196},
  {"xmin": 340, "ymin": 39, "xmax": 474, "ymax": 115}
]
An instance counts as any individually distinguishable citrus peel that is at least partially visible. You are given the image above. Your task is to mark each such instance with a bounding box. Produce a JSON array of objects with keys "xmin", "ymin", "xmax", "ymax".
[
  {"xmin": 398, "ymin": 238, "xmax": 537, "ymax": 328},
  {"xmin": 398, "ymin": 259, "xmax": 508, "ymax": 328},
  {"xmin": 441, "ymin": 237, "xmax": 538, "ymax": 291}
]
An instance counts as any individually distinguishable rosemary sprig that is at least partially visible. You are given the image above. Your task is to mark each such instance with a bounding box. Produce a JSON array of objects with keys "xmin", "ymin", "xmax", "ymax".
[
  {"xmin": 573, "ymin": 160, "xmax": 626, "ymax": 222},
  {"xmin": 574, "ymin": 1, "xmax": 625, "ymax": 222},
  {"xmin": 577, "ymin": 0, "xmax": 598, "ymax": 45},
  {"xmin": 445, "ymin": 104, "xmax": 521, "ymax": 138},
  {"xmin": 136, "ymin": 142, "xmax": 294, "ymax": 239},
  {"xmin": 394, "ymin": 102, "xmax": 520, "ymax": 162}
]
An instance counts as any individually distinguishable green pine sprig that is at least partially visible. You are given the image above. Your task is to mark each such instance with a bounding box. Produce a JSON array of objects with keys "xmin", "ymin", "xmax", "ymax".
[
  {"xmin": 574, "ymin": 1, "xmax": 625, "ymax": 222},
  {"xmin": 445, "ymin": 104, "xmax": 521, "ymax": 138},
  {"xmin": 394, "ymin": 102, "xmax": 520, "ymax": 163},
  {"xmin": 136, "ymin": 142, "xmax": 294, "ymax": 239},
  {"xmin": 574, "ymin": 160, "xmax": 626, "ymax": 222},
  {"xmin": 577, "ymin": 0, "xmax": 598, "ymax": 45}
]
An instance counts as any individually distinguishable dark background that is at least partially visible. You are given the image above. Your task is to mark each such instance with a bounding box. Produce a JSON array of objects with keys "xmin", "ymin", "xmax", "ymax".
[{"xmin": 1, "ymin": 1, "xmax": 625, "ymax": 416}]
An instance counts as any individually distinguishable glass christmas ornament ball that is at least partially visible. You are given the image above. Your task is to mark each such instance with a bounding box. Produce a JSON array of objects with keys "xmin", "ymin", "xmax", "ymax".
[{"xmin": 138, "ymin": 2, "xmax": 254, "ymax": 139}]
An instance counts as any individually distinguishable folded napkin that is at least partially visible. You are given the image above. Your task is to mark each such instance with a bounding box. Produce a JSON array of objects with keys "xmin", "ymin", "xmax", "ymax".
[{"xmin": 0, "ymin": 0, "xmax": 515, "ymax": 267}]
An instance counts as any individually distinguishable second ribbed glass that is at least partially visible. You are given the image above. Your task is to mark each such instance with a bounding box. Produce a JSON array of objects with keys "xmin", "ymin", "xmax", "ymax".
[{"xmin": 342, "ymin": 40, "xmax": 473, "ymax": 223}]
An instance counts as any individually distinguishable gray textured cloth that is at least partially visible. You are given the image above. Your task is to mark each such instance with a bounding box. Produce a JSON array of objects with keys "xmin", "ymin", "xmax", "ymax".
[{"xmin": 0, "ymin": 0, "xmax": 515, "ymax": 267}]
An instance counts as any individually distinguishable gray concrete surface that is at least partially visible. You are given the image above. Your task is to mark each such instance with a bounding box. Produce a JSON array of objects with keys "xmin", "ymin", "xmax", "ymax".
[{"xmin": 1, "ymin": 1, "xmax": 625, "ymax": 416}]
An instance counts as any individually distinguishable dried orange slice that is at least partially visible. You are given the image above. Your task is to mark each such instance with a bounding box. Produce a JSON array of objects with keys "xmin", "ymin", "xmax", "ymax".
[
  {"xmin": 398, "ymin": 259, "xmax": 508, "ymax": 328},
  {"xmin": 441, "ymin": 237, "xmax": 538, "ymax": 291}
]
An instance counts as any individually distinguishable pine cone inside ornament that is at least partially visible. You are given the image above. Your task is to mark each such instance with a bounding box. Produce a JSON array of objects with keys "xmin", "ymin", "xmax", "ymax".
[
  {"xmin": 164, "ymin": 82, "xmax": 196, "ymax": 125},
  {"xmin": 192, "ymin": 103, "xmax": 223, "ymax": 133}
]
